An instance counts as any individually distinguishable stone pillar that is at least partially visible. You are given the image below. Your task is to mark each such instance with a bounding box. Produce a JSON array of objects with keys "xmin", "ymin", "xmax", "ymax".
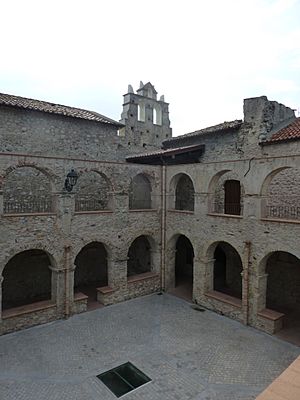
[
  {"xmin": 55, "ymin": 192, "xmax": 75, "ymax": 236},
  {"xmin": 164, "ymin": 247, "xmax": 176, "ymax": 291},
  {"xmin": 194, "ymin": 193, "xmax": 208, "ymax": 215},
  {"xmin": 244, "ymin": 194, "xmax": 262, "ymax": 219},
  {"xmin": 109, "ymin": 259, "xmax": 128, "ymax": 291},
  {"xmin": 0, "ymin": 190, "xmax": 3, "ymax": 215},
  {"xmin": 256, "ymin": 273, "xmax": 268, "ymax": 311},
  {"xmin": 193, "ymin": 257, "xmax": 214, "ymax": 303},
  {"xmin": 150, "ymin": 249, "xmax": 161, "ymax": 275},
  {"xmin": 0, "ymin": 275, "xmax": 3, "ymax": 320},
  {"xmin": 50, "ymin": 266, "xmax": 66, "ymax": 315}
]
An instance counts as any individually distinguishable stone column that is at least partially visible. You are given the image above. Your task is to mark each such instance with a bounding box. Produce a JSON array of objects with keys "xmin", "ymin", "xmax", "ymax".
[{"xmin": 50, "ymin": 266, "xmax": 66, "ymax": 315}]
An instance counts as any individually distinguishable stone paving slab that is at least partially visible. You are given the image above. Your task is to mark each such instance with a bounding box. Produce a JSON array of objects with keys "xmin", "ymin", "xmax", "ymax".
[{"xmin": 0, "ymin": 294, "xmax": 299, "ymax": 400}]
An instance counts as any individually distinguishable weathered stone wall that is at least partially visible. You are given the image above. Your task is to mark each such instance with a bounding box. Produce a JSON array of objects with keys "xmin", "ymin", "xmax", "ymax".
[{"xmin": 0, "ymin": 105, "xmax": 128, "ymax": 161}]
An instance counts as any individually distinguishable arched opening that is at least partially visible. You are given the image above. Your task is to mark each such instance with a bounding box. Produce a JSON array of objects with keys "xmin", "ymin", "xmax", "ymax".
[
  {"xmin": 175, "ymin": 235, "xmax": 194, "ymax": 300},
  {"xmin": 129, "ymin": 174, "xmax": 152, "ymax": 209},
  {"xmin": 127, "ymin": 236, "xmax": 151, "ymax": 277},
  {"xmin": 74, "ymin": 242, "xmax": 108, "ymax": 306},
  {"xmin": 263, "ymin": 168, "xmax": 300, "ymax": 220},
  {"xmin": 138, "ymin": 104, "xmax": 145, "ymax": 122},
  {"xmin": 224, "ymin": 180, "xmax": 241, "ymax": 215},
  {"xmin": 75, "ymin": 171, "xmax": 112, "ymax": 212},
  {"xmin": 153, "ymin": 105, "xmax": 162, "ymax": 125},
  {"xmin": 266, "ymin": 251, "xmax": 300, "ymax": 339},
  {"xmin": 211, "ymin": 171, "xmax": 243, "ymax": 215},
  {"xmin": 213, "ymin": 242, "xmax": 242, "ymax": 299},
  {"xmin": 2, "ymin": 250, "xmax": 52, "ymax": 311},
  {"xmin": 175, "ymin": 174, "xmax": 195, "ymax": 211},
  {"xmin": 3, "ymin": 166, "xmax": 52, "ymax": 214}
]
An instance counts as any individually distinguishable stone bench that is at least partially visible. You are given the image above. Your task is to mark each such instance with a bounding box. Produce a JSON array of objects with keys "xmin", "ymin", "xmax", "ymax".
[
  {"xmin": 97, "ymin": 286, "xmax": 116, "ymax": 306},
  {"xmin": 257, "ymin": 308, "xmax": 285, "ymax": 333}
]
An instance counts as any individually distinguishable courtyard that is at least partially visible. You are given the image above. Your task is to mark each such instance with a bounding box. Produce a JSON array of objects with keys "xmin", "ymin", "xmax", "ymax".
[{"xmin": 0, "ymin": 293, "xmax": 299, "ymax": 400}]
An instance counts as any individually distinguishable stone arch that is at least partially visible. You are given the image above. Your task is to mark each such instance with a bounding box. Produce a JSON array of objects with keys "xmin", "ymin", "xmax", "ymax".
[
  {"xmin": 258, "ymin": 250, "xmax": 300, "ymax": 333},
  {"xmin": 153, "ymin": 104, "xmax": 162, "ymax": 125},
  {"xmin": 165, "ymin": 233, "xmax": 195, "ymax": 298},
  {"xmin": 174, "ymin": 235, "xmax": 194, "ymax": 292},
  {"xmin": 2, "ymin": 249, "xmax": 54, "ymax": 311},
  {"xmin": 208, "ymin": 170, "xmax": 244, "ymax": 215},
  {"xmin": 75, "ymin": 170, "xmax": 112, "ymax": 211},
  {"xmin": 3, "ymin": 165, "xmax": 55, "ymax": 214},
  {"xmin": 206, "ymin": 241, "xmax": 243, "ymax": 299},
  {"xmin": 138, "ymin": 103, "xmax": 145, "ymax": 122},
  {"xmin": 260, "ymin": 166, "xmax": 300, "ymax": 220},
  {"xmin": 129, "ymin": 173, "xmax": 152, "ymax": 209},
  {"xmin": 127, "ymin": 235, "xmax": 154, "ymax": 277},
  {"xmin": 169, "ymin": 173, "xmax": 195, "ymax": 211},
  {"xmin": 74, "ymin": 241, "xmax": 109, "ymax": 301}
]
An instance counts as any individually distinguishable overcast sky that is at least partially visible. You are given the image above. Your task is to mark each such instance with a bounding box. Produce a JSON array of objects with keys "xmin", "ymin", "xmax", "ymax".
[{"xmin": 1, "ymin": 0, "xmax": 299, "ymax": 136}]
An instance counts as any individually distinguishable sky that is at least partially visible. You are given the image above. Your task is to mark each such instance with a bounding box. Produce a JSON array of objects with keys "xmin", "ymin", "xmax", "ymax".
[{"xmin": 1, "ymin": 0, "xmax": 300, "ymax": 136}]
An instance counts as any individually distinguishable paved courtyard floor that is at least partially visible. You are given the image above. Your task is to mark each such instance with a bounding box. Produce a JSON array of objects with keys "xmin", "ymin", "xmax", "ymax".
[{"xmin": 0, "ymin": 294, "xmax": 299, "ymax": 400}]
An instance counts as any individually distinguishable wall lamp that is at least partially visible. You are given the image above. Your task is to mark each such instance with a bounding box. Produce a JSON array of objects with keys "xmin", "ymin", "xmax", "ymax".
[{"xmin": 64, "ymin": 169, "xmax": 78, "ymax": 192}]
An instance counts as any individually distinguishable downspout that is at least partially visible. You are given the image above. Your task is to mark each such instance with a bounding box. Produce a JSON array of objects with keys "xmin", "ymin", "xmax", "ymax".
[
  {"xmin": 243, "ymin": 241, "xmax": 251, "ymax": 325},
  {"xmin": 64, "ymin": 245, "xmax": 70, "ymax": 318},
  {"xmin": 160, "ymin": 158, "xmax": 167, "ymax": 291}
]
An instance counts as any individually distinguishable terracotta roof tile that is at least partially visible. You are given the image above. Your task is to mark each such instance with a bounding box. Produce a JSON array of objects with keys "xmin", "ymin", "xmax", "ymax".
[
  {"xmin": 163, "ymin": 119, "xmax": 242, "ymax": 145},
  {"xmin": 126, "ymin": 144, "xmax": 204, "ymax": 161},
  {"xmin": 0, "ymin": 92, "xmax": 123, "ymax": 126},
  {"xmin": 268, "ymin": 118, "xmax": 300, "ymax": 143}
]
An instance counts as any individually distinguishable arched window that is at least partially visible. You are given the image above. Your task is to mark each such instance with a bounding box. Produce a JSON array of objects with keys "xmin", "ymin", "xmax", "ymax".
[
  {"xmin": 75, "ymin": 171, "xmax": 111, "ymax": 212},
  {"xmin": 129, "ymin": 174, "xmax": 152, "ymax": 209},
  {"xmin": 2, "ymin": 250, "xmax": 52, "ymax": 311},
  {"xmin": 264, "ymin": 168, "xmax": 300, "ymax": 220},
  {"xmin": 3, "ymin": 167, "xmax": 52, "ymax": 214},
  {"xmin": 127, "ymin": 236, "xmax": 151, "ymax": 277},
  {"xmin": 138, "ymin": 104, "xmax": 145, "ymax": 122},
  {"xmin": 175, "ymin": 175, "xmax": 195, "ymax": 211},
  {"xmin": 224, "ymin": 180, "xmax": 241, "ymax": 215},
  {"xmin": 153, "ymin": 105, "xmax": 162, "ymax": 125}
]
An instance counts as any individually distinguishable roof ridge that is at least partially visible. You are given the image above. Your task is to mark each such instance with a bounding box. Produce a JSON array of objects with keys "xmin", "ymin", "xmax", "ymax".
[{"xmin": 0, "ymin": 92, "xmax": 123, "ymax": 127}]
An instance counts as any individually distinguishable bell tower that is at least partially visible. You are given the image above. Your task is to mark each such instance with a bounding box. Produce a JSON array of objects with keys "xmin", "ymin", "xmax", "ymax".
[{"xmin": 120, "ymin": 81, "xmax": 172, "ymax": 150}]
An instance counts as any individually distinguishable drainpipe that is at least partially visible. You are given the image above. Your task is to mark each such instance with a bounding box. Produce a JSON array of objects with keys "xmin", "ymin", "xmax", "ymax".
[
  {"xmin": 243, "ymin": 241, "xmax": 251, "ymax": 325},
  {"xmin": 64, "ymin": 245, "xmax": 71, "ymax": 318},
  {"xmin": 160, "ymin": 160, "xmax": 167, "ymax": 291}
]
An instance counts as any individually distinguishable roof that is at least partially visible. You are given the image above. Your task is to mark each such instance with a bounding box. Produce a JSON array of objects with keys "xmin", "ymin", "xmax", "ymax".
[
  {"xmin": 126, "ymin": 144, "xmax": 205, "ymax": 165},
  {"xmin": 0, "ymin": 92, "xmax": 123, "ymax": 127},
  {"xmin": 266, "ymin": 117, "xmax": 300, "ymax": 144},
  {"xmin": 163, "ymin": 120, "xmax": 243, "ymax": 145}
]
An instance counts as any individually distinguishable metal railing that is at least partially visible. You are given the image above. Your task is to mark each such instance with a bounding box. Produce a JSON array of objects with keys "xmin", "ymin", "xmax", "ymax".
[
  {"xmin": 129, "ymin": 199, "xmax": 152, "ymax": 210},
  {"xmin": 212, "ymin": 202, "xmax": 242, "ymax": 216},
  {"xmin": 75, "ymin": 198, "xmax": 109, "ymax": 212},
  {"xmin": 266, "ymin": 205, "xmax": 300, "ymax": 220},
  {"xmin": 4, "ymin": 198, "xmax": 52, "ymax": 214}
]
